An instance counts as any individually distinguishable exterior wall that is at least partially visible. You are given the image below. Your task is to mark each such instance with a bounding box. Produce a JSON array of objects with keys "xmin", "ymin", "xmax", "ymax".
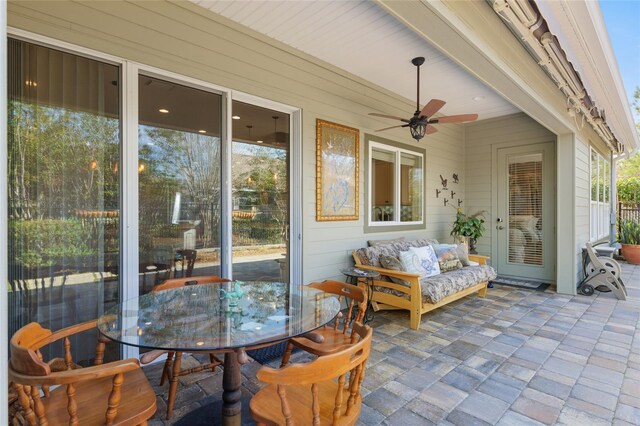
[
  {"xmin": 7, "ymin": 1, "xmax": 464, "ymax": 284},
  {"xmin": 464, "ymin": 113, "xmax": 555, "ymax": 259}
]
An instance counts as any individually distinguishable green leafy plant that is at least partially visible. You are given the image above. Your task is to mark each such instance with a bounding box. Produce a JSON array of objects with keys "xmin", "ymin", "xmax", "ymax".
[
  {"xmin": 450, "ymin": 209, "xmax": 486, "ymax": 240},
  {"xmin": 618, "ymin": 219, "xmax": 640, "ymax": 245},
  {"xmin": 617, "ymin": 177, "xmax": 640, "ymax": 206}
]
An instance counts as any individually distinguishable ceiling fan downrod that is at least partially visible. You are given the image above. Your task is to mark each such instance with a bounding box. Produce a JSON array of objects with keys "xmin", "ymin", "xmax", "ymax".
[{"xmin": 412, "ymin": 57, "xmax": 425, "ymax": 116}]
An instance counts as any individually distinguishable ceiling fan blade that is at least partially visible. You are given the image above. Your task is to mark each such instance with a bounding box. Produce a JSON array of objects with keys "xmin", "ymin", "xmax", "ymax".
[
  {"xmin": 369, "ymin": 112, "xmax": 410, "ymax": 122},
  {"xmin": 419, "ymin": 99, "xmax": 446, "ymax": 118},
  {"xmin": 426, "ymin": 125, "xmax": 438, "ymax": 135},
  {"xmin": 375, "ymin": 125, "xmax": 405, "ymax": 132},
  {"xmin": 430, "ymin": 113, "xmax": 478, "ymax": 124}
]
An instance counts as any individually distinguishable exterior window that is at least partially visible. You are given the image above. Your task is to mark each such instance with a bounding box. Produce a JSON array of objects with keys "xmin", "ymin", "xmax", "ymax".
[
  {"xmin": 368, "ymin": 140, "xmax": 424, "ymax": 228},
  {"xmin": 590, "ymin": 148, "xmax": 610, "ymax": 241}
]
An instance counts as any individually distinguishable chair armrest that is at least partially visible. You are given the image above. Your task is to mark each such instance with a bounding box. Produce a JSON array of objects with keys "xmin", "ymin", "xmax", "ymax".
[
  {"xmin": 38, "ymin": 320, "xmax": 98, "ymax": 346},
  {"xmin": 140, "ymin": 349, "xmax": 167, "ymax": 365},
  {"xmin": 468, "ymin": 255, "xmax": 489, "ymax": 265},
  {"xmin": 10, "ymin": 359, "xmax": 141, "ymax": 386}
]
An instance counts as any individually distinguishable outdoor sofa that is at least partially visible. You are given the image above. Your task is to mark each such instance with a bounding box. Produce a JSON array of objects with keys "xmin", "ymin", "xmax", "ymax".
[{"xmin": 352, "ymin": 238, "xmax": 496, "ymax": 329}]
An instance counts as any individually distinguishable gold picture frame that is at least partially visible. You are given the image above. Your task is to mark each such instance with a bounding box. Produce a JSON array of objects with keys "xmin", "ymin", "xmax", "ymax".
[{"xmin": 316, "ymin": 119, "xmax": 359, "ymax": 221}]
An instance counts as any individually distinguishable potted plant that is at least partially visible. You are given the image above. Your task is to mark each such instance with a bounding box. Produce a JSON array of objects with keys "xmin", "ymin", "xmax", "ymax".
[
  {"xmin": 618, "ymin": 219, "xmax": 640, "ymax": 264},
  {"xmin": 450, "ymin": 209, "xmax": 486, "ymax": 254}
]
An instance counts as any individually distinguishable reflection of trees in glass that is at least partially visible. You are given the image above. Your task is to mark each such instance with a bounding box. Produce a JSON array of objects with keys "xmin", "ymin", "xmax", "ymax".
[
  {"xmin": 9, "ymin": 100, "xmax": 119, "ymax": 220},
  {"xmin": 232, "ymin": 144, "xmax": 287, "ymax": 245},
  {"xmin": 141, "ymin": 128, "xmax": 221, "ymax": 248},
  {"xmin": 8, "ymin": 100, "xmax": 120, "ymax": 270}
]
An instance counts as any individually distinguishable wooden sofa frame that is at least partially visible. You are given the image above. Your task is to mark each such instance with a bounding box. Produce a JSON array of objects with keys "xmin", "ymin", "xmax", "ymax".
[{"xmin": 352, "ymin": 252, "xmax": 490, "ymax": 330}]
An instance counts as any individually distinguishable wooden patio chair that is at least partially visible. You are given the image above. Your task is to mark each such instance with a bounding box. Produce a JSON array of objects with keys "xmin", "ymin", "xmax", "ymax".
[
  {"xmin": 280, "ymin": 280, "xmax": 367, "ymax": 367},
  {"xmin": 140, "ymin": 274, "xmax": 231, "ymax": 419},
  {"xmin": 174, "ymin": 249, "xmax": 197, "ymax": 278},
  {"xmin": 9, "ymin": 320, "xmax": 156, "ymax": 425},
  {"xmin": 250, "ymin": 322, "xmax": 372, "ymax": 425}
]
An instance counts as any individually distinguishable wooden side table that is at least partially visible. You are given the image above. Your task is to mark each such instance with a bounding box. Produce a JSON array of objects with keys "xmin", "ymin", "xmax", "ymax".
[{"xmin": 340, "ymin": 267, "xmax": 380, "ymax": 323}]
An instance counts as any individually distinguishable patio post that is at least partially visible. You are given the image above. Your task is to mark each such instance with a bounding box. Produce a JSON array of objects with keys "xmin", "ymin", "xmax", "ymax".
[{"xmin": 556, "ymin": 133, "xmax": 577, "ymax": 295}]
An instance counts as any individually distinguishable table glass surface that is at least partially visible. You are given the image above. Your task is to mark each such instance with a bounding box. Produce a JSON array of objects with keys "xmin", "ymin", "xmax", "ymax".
[{"xmin": 97, "ymin": 282, "xmax": 340, "ymax": 352}]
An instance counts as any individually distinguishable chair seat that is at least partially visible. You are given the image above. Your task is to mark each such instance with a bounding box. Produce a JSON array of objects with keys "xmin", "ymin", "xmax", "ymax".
[
  {"xmin": 42, "ymin": 368, "xmax": 156, "ymax": 425},
  {"xmin": 250, "ymin": 379, "xmax": 361, "ymax": 425},
  {"xmin": 291, "ymin": 328, "xmax": 354, "ymax": 355}
]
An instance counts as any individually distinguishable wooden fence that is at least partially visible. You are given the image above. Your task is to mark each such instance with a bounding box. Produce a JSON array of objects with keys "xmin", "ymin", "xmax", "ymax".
[{"xmin": 618, "ymin": 202, "xmax": 640, "ymax": 233}]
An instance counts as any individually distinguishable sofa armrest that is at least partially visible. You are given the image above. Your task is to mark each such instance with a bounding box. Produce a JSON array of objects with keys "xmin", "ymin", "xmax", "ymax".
[
  {"xmin": 353, "ymin": 263, "xmax": 422, "ymax": 302},
  {"xmin": 468, "ymin": 254, "xmax": 490, "ymax": 265},
  {"xmin": 353, "ymin": 264, "xmax": 421, "ymax": 280}
]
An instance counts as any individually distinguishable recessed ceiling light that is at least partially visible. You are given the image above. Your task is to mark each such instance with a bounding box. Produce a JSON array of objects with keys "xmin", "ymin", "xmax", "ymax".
[
  {"xmin": 256, "ymin": 140, "xmax": 263, "ymax": 144},
  {"xmin": 196, "ymin": 341, "xmax": 204, "ymax": 346},
  {"xmin": 198, "ymin": 130, "xmax": 206, "ymax": 134},
  {"xmin": 158, "ymin": 108, "xmax": 169, "ymax": 113},
  {"xmin": 472, "ymin": 96, "xmax": 485, "ymax": 101},
  {"xmin": 232, "ymin": 115, "xmax": 241, "ymax": 120}
]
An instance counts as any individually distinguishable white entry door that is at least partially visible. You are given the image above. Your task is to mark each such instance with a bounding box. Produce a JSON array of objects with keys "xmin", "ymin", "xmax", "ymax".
[{"xmin": 496, "ymin": 143, "xmax": 555, "ymax": 282}]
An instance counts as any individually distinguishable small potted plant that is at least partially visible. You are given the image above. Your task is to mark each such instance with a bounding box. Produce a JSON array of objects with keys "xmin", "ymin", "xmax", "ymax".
[
  {"xmin": 450, "ymin": 209, "xmax": 486, "ymax": 254},
  {"xmin": 618, "ymin": 219, "xmax": 640, "ymax": 264}
]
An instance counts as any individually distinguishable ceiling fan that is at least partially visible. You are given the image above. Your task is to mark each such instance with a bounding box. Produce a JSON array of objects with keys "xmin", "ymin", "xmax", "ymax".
[{"xmin": 369, "ymin": 57, "xmax": 479, "ymax": 141}]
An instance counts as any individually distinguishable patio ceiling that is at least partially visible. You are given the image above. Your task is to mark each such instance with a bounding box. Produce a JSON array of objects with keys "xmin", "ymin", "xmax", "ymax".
[{"xmin": 191, "ymin": 0, "xmax": 520, "ymax": 122}]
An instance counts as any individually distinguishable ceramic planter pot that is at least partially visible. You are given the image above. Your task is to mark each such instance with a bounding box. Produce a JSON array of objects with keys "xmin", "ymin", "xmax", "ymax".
[{"xmin": 621, "ymin": 244, "xmax": 640, "ymax": 265}]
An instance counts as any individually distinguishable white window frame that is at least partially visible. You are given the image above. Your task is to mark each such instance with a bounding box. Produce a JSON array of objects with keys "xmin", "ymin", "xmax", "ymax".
[
  {"xmin": 590, "ymin": 147, "xmax": 611, "ymax": 241},
  {"xmin": 367, "ymin": 140, "xmax": 424, "ymax": 228}
]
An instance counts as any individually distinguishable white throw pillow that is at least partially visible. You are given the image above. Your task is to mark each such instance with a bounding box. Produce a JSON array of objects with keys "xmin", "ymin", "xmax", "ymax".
[
  {"xmin": 410, "ymin": 245, "xmax": 441, "ymax": 277},
  {"xmin": 398, "ymin": 246, "xmax": 441, "ymax": 278}
]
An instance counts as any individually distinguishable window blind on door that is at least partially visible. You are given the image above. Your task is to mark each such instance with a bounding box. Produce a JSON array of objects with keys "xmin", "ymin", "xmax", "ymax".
[{"xmin": 507, "ymin": 154, "xmax": 543, "ymax": 266}]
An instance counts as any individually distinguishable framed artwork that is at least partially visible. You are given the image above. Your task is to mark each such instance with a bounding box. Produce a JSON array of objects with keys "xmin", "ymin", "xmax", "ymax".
[{"xmin": 316, "ymin": 119, "xmax": 360, "ymax": 221}]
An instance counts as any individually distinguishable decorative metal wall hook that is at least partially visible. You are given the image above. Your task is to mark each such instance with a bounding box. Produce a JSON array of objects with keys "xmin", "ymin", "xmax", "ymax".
[
  {"xmin": 439, "ymin": 174, "xmax": 448, "ymax": 189},
  {"xmin": 443, "ymin": 198, "xmax": 449, "ymax": 206},
  {"xmin": 457, "ymin": 199, "xmax": 463, "ymax": 207},
  {"xmin": 451, "ymin": 191, "xmax": 456, "ymax": 198},
  {"xmin": 436, "ymin": 189, "xmax": 441, "ymax": 198}
]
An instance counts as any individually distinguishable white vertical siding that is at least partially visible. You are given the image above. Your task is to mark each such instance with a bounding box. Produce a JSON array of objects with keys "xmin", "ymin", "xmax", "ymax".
[
  {"xmin": 464, "ymin": 113, "xmax": 555, "ymax": 260},
  {"xmin": 8, "ymin": 0, "xmax": 465, "ymax": 284}
]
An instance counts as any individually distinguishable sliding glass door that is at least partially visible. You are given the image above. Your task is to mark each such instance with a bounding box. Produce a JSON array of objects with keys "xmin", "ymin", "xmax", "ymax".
[
  {"xmin": 231, "ymin": 101, "xmax": 290, "ymax": 283},
  {"xmin": 7, "ymin": 38, "xmax": 121, "ymax": 363},
  {"xmin": 6, "ymin": 35, "xmax": 300, "ymax": 363},
  {"xmin": 138, "ymin": 75, "xmax": 222, "ymax": 295}
]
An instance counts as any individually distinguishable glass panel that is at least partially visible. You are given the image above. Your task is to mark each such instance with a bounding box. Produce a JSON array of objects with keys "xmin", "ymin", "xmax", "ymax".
[
  {"xmin": 371, "ymin": 148, "xmax": 395, "ymax": 222},
  {"xmin": 598, "ymin": 154, "xmax": 605, "ymax": 203},
  {"xmin": 8, "ymin": 39, "xmax": 120, "ymax": 363},
  {"xmin": 400, "ymin": 152, "xmax": 423, "ymax": 222},
  {"xmin": 231, "ymin": 101, "xmax": 289, "ymax": 282},
  {"xmin": 507, "ymin": 153, "xmax": 543, "ymax": 266},
  {"xmin": 591, "ymin": 149, "xmax": 598, "ymax": 202},
  {"xmin": 138, "ymin": 75, "xmax": 222, "ymax": 295},
  {"xmin": 604, "ymin": 160, "xmax": 610, "ymax": 203}
]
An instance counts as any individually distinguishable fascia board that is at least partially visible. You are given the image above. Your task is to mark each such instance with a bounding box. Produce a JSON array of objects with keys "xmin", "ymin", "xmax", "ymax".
[
  {"xmin": 375, "ymin": 0, "xmax": 574, "ymax": 136},
  {"xmin": 536, "ymin": 0, "xmax": 638, "ymax": 151}
]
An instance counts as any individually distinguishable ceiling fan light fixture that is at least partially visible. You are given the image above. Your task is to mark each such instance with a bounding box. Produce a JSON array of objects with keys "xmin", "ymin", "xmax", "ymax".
[{"xmin": 410, "ymin": 123, "xmax": 427, "ymax": 141}]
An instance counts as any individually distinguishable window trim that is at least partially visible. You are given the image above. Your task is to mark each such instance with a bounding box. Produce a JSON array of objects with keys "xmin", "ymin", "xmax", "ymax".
[
  {"xmin": 589, "ymin": 147, "xmax": 611, "ymax": 242},
  {"xmin": 364, "ymin": 134, "xmax": 425, "ymax": 233}
]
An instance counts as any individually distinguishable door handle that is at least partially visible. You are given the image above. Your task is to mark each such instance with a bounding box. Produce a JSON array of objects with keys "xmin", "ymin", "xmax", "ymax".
[{"xmin": 497, "ymin": 225, "xmax": 505, "ymax": 230}]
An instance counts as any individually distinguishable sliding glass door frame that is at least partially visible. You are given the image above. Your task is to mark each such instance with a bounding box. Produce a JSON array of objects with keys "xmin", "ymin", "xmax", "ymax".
[{"xmin": 5, "ymin": 28, "xmax": 303, "ymax": 361}]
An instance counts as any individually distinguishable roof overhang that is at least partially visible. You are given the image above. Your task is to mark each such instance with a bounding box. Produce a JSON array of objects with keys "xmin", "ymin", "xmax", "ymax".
[{"xmin": 535, "ymin": 0, "xmax": 639, "ymax": 154}]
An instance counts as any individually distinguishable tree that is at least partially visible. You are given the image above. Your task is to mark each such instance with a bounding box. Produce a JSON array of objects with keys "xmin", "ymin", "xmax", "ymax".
[{"xmin": 616, "ymin": 87, "xmax": 640, "ymax": 207}]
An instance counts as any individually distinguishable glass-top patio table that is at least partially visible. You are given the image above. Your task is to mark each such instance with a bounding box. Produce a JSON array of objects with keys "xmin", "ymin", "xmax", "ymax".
[{"xmin": 98, "ymin": 281, "xmax": 341, "ymax": 425}]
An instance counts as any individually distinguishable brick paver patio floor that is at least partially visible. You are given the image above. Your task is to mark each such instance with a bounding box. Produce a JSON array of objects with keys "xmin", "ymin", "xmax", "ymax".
[{"xmin": 146, "ymin": 262, "xmax": 640, "ymax": 425}]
